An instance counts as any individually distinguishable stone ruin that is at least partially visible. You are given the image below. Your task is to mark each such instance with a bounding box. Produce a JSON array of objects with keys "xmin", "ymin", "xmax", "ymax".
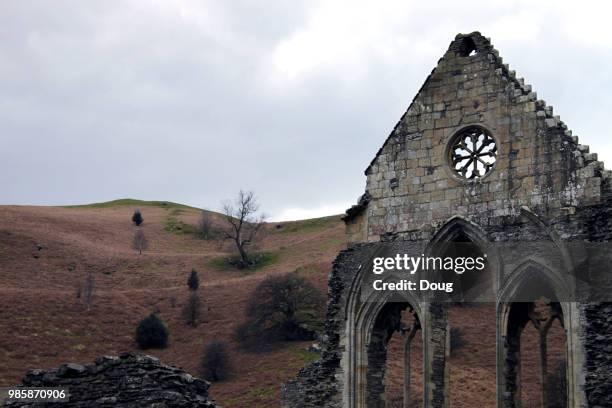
[
  {"xmin": 4, "ymin": 353, "xmax": 218, "ymax": 407},
  {"xmin": 282, "ymin": 32, "xmax": 612, "ymax": 407}
]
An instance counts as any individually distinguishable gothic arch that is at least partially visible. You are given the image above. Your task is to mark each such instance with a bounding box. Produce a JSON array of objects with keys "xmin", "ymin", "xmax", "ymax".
[
  {"xmin": 427, "ymin": 216, "xmax": 499, "ymax": 302},
  {"xmin": 343, "ymin": 244, "xmax": 429, "ymax": 408},
  {"xmin": 429, "ymin": 216, "xmax": 489, "ymax": 246},
  {"xmin": 496, "ymin": 260, "xmax": 585, "ymax": 408}
]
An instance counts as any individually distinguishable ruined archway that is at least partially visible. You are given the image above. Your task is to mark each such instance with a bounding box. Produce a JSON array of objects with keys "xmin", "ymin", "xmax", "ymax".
[
  {"xmin": 344, "ymin": 268, "xmax": 428, "ymax": 408},
  {"xmin": 428, "ymin": 217, "xmax": 498, "ymax": 407},
  {"xmin": 497, "ymin": 261, "xmax": 578, "ymax": 408},
  {"xmin": 368, "ymin": 301, "xmax": 422, "ymax": 407}
]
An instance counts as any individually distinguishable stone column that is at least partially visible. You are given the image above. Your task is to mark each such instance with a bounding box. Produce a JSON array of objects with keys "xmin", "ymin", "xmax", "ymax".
[
  {"xmin": 528, "ymin": 301, "xmax": 557, "ymax": 408},
  {"xmin": 426, "ymin": 303, "xmax": 449, "ymax": 408},
  {"xmin": 402, "ymin": 320, "xmax": 420, "ymax": 408}
]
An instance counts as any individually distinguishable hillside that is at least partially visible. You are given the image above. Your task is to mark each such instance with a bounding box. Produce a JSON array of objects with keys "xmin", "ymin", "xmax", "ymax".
[
  {"xmin": 0, "ymin": 200, "xmax": 345, "ymax": 407},
  {"xmin": 0, "ymin": 200, "xmax": 565, "ymax": 407}
]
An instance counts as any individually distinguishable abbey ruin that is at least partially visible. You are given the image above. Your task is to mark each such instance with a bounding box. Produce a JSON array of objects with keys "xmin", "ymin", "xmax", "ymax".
[{"xmin": 282, "ymin": 32, "xmax": 612, "ymax": 408}]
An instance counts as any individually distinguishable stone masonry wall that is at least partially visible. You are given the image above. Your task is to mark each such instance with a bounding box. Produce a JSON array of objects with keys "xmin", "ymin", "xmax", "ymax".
[
  {"xmin": 285, "ymin": 199, "xmax": 612, "ymax": 407},
  {"xmin": 4, "ymin": 353, "xmax": 218, "ymax": 408},
  {"xmin": 348, "ymin": 32, "xmax": 611, "ymax": 244},
  {"xmin": 582, "ymin": 303, "xmax": 612, "ymax": 407}
]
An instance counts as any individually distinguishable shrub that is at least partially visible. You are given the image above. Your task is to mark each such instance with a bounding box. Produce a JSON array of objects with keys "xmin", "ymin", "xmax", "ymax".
[
  {"xmin": 449, "ymin": 327, "xmax": 466, "ymax": 355},
  {"xmin": 187, "ymin": 268, "xmax": 199, "ymax": 291},
  {"xmin": 201, "ymin": 340, "xmax": 232, "ymax": 382},
  {"xmin": 182, "ymin": 292, "xmax": 201, "ymax": 327},
  {"xmin": 135, "ymin": 313, "xmax": 169, "ymax": 349},
  {"xmin": 235, "ymin": 273, "xmax": 322, "ymax": 349},
  {"xmin": 132, "ymin": 209, "xmax": 143, "ymax": 226}
]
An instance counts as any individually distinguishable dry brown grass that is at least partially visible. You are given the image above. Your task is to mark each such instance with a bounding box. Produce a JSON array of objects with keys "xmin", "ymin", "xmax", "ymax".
[{"xmin": 0, "ymin": 203, "xmax": 344, "ymax": 407}]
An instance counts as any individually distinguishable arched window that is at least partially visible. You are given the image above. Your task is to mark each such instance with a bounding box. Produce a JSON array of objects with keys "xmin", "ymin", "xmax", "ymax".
[{"xmin": 367, "ymin": 301, "xmax": 423, "ymax": 408}]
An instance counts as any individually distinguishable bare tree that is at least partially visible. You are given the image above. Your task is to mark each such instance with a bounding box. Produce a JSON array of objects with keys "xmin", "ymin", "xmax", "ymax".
[
  {"xmin": 83, "ymin": 272, "xmax": 95, "ymax": 310},
  {"xmin": 198, "ymin": 211, "xmax": 213, "ymax": 239},
  {"xmin": 222, "ymin": 190, "xmax": 266, "ymax": 268},
  {"xmin": 133, "ymin": 229, "xmax": 148, "ymax": 255}
]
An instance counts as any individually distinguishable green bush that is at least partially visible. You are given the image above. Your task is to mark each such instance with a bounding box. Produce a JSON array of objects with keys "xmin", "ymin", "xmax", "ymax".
[{"xmin": 135, "ymin": 313, "xmax": 169, "ymax": 349}]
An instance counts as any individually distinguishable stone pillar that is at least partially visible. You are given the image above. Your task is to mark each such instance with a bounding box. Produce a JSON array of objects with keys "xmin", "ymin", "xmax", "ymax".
[
  {"xmin": 538, "ymin": 331, "xmax": 548, "ymax": 408},
  {"xmin": 427, "ymin": 303, "xmax": 449, "ymax": 408},
  {"xmin": 402, "ymin": 320, "xmax": 420, "ymax": 408},
  {"xmin": 528, "ymin": 303, "xmax": 557, "ymax": 408},
  {"xmin": 501, "ymin": 323, "xmax": 522, "ymax": 408}
]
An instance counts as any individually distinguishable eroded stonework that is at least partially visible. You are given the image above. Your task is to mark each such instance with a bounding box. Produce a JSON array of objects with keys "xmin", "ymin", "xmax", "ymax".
[
  {"xmin": 5, "ymin": 353, "xmax": 218, "ymax": 408},
  {"xmin": 283, "ymin": 32, "xmax": 612, "ymax": 408}
]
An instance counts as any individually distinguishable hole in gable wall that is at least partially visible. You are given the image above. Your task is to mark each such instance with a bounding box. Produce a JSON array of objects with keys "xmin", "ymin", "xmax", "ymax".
[{"xmin": 458, "ymin": 36, "xmax": 477, "ymax": 57}]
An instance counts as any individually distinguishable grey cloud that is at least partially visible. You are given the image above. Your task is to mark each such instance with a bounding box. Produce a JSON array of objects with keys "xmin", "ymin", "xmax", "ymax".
[{"xmin": 1, "ymin": 1, "xmax": 611, "ymax": 219}]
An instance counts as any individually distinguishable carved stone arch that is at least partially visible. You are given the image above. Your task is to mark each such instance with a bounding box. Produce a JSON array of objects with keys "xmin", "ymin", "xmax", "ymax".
[
  {"xmin": 496, "ymin": 259, "xmax": 585, "ymax": 408},
  {"xmin": 426, "ymin": 216, "xmax": 500, "ymax": 301},
  {"xmin": 360, "ymin": 290, "xmax": 425, "ymax": 408},
  {"xmin": 429, "ymin": 215, "xmax": 489, "ymax": 246},
  {"xmin": 423, "ymin": 216, "xmax": 498, "ymax": 407},
  {"xmin": 498, "ymin": 258, "xmax": 571, "ymax": 306},
  {"xmin": 357, "ymin": 283, "xmax": 424, "ymax": 346},
  {"xmin": 342, "ymin": 245, "xmax": 390, "ymax": 408},
  {"xmin": 519, "ymin": 206, "xmax": 576, "ymax": 277},
  {"xmin": 343, "ymin": 248, "xmax": 429, "ymax": 408}
]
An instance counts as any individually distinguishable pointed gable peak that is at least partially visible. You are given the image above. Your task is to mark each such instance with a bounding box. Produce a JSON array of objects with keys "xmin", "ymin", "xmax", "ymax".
[{"xmin": 364, "ymin": 31, "xmax": 585, "ymax": 176}]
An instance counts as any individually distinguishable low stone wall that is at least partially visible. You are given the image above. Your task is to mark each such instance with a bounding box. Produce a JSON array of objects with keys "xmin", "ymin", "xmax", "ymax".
[{"xmin": 4, "ymin": 353, "xmax": 218, "ymax": 407}]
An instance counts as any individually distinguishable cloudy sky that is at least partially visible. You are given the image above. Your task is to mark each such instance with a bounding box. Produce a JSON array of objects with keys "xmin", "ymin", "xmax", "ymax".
[{"xmin": 1, "ymin": 0, "xmax": 612, "ymax": 220}]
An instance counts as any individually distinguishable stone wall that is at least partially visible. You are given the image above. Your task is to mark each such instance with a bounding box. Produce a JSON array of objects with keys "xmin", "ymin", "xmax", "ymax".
[
  {"xmin": 4, "ymin": 353, "xmax": 218, "ymax": 408},
  {"xmin": 582, "ymin": 303, "xmax": 612, "ymax": 407},
  {"xmin": 347, "ymin": 32, "xmax": 611, "ymax": 245},
  {"xmin": 285, "ymin": 205, "xmax": 612, "ymax": 407}
]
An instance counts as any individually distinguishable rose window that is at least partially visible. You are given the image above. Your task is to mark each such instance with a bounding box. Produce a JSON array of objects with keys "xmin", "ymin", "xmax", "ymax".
[{"xmin": 449, "ymin": 127, "xmax": 497, "ymax": 179}]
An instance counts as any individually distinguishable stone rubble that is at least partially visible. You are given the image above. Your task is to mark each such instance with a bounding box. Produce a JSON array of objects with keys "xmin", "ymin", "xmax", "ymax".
[{"xmin": 5, "ymin": 353, "xmax": 219, "ymax": 408}]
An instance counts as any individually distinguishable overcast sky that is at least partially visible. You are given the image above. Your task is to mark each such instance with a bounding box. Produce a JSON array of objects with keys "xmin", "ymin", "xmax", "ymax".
[{"xmin": 1, "ymin": 1, "xmax": 612, "ymax": 220}]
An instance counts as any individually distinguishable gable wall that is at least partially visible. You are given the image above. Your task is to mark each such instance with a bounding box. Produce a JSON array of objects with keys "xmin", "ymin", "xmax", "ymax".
[{"xmin": 348, "ymin": 33, "xmax": 609, "ymax": 244}]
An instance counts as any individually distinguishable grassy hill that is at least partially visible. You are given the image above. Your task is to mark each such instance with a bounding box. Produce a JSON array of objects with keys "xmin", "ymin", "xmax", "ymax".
[{"xmin": 0, "ymin": 200, "xmax": 345, "ymax": 407}]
